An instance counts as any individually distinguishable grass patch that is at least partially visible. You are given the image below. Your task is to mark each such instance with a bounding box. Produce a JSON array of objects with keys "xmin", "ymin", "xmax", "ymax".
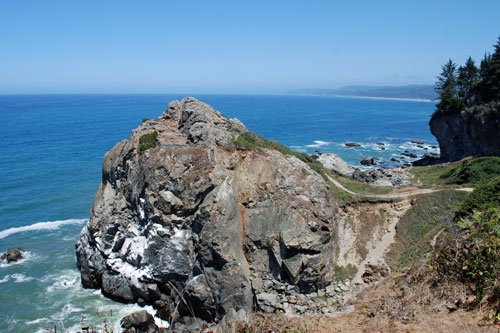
[
  {"xmin": 327, "ymin": 170, "xmax": 393, "ymax": 195},
  {"xmin": 455, "ymin": 177, "xmax": 500, "ymax": 220},
  {"xmin": 439, "ymin": 156, "xmax": 500, "ymax": 186},
  {"xmin": 386, "ymin": 190, "xmax": 468, "ymax": 270},
  {"xmin": 328, "ymin": 181, "xmax": 357, "ymax": 204},
  {"xmin": 334, "ymin": 264, "xmax": 358, "ymax": 281},
  {"xmin": 410, "ymin": 156, "xmax": 500, "ymax": 189},
  {"xmin": 139, "ymin": 131, "xmax": 158, "ymax": 151},
  {"xmin": 409, "ymin": 160, "xmax": 463, "ymax": 188}
]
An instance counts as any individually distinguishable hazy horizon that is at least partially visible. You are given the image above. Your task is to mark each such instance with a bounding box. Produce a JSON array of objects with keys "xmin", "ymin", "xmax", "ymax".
[{"xmin": 1, "ymin": 0, "xmax": 499, "ymax": 94}]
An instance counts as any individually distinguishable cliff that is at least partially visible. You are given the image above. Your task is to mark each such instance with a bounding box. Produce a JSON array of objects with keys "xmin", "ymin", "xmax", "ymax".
[
  {"xmin": 429, "ymin": 108, "xmax": 500, "ymax": 162},
  {"xmin": 76, "ymin": 98, "xmax": 340, "ymax": 324}
]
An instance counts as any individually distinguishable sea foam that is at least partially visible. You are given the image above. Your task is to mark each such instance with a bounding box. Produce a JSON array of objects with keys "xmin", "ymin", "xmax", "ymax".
[
  {"xmin": 0, "ymin": 274, "xmax": 34, "ymax": 283},
  {"xmin": 0, "ymin": 218, "xmax": 87, "ymax": 239},
  {"xmin": 305, "ymin": 140, "xmax": 331, "ymax": 148}
]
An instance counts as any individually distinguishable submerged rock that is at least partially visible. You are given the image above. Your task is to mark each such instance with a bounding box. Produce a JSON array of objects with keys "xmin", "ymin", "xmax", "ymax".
[
  {"xmin": 76, "ymin": 98, "xmax": 339, "ymax": 324},
  {"xmin": 345, "ymin": 142, "xmax": 361, "ymax": 147},
  {"xmin": 1, "ymin": 248, "xmax": 25, "ymax": 263}
]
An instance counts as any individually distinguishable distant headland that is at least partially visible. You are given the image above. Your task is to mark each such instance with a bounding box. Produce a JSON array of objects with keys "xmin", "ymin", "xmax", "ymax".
[{"xmin": 292, "ymin": 84, "xmax": 438, "ymax": 101}]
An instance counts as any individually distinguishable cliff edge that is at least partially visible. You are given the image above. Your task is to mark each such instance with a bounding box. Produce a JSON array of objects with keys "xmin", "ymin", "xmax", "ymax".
[{"xmin": 429, "ymin": 107, "xmax": 500, "ymax": 162}]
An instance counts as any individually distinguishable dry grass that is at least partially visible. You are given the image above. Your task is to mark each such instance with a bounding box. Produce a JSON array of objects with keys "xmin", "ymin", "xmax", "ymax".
[{"xmin": 233, "ymin": 273, "xmax": 499, "ymax": 332}]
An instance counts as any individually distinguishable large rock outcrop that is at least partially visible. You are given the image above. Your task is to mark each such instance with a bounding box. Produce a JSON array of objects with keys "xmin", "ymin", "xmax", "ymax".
[
  {"xmin": 76, "ymin": 98, "xmax": 339, "ymax": 324},
  {"xmin": 429, "ymin": 111, "xmax": 500, "ymax": 162}
]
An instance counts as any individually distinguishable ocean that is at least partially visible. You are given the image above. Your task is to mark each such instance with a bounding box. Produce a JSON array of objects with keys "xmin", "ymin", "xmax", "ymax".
[{"xmin": 0, "ymin": 94, "xmax": 437, "ymax": 331}]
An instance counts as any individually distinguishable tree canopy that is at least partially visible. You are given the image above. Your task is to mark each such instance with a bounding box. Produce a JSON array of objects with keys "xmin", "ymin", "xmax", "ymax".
[{"xmin": 432, "ymin": 36, "xmax": 500, "ymax": 120}]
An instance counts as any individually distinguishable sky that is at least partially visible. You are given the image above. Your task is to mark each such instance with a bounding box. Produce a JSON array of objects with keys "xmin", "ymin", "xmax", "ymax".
[{"xmin": 1, "ymin": 0, "xmax": 499, "ymax": 94}]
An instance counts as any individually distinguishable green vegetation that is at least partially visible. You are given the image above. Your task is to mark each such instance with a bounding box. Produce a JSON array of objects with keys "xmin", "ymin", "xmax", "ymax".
[
  {"xmin": 456, "ymin": 178, "xmax": 500, "ymax": 219},
  {"xmin": 328, "ymin": 181, "xmax": 357, "ymax": 204},
  {"xmin": 141, "ymin": 117, "xmax": 150, "ymax": 123},
  {"xmin": 139, "ymin": 131, "xmax": 158, "ymax": 151},
  {"xmin": 334, "ymin": 264, "xmax": 358, "ymax": 281},
  {"xmin": 327, "ymin": 170, "xmax": 393, "ymax": 195},
  {"xmin": 439, "ymin": 156, "xmax": 500, "ymax": 185},
  {"xmin": 230, "ymin": 131, "xmax": 328, "ymax": 181},
  {"xmin": 432, "ymin": 36, "xmax": 500, "ymax": 120},
  {"xmin": 410, "ymin": 156, "xmax": 500, "ymax": 188},
  {"xmin": 433, "ymin": 209, "xmax": 500, "ymax": 311},
  {"xmin": 400, "ymin": 158, "xmax": 500, "ymax": 318},
  {"xmin": 410, "ymin": 160, "xmax": 463, "ymax": 188},
  {"xmin": 386, "ymin": 190, "xmax": 467, "ymax": 269}
]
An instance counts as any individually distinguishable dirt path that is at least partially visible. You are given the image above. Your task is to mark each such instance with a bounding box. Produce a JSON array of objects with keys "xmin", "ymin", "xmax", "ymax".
[
  {"xmin": 327, "ymin": 175, "xmax": 438, "ymax": 199},
  {"xmin": 327, "ymin": 175, "xmax": 474, "ymax": 199}
]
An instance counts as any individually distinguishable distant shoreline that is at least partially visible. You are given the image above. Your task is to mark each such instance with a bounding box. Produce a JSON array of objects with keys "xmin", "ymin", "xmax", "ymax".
[{"xmin": 293, "ymin": 94, "xmax": 436, "ymax": 102}]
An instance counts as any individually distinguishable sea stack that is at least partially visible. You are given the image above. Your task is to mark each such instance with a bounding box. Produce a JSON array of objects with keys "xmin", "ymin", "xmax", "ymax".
[{"xmin": 76, "ymin": 98, "xmax": 338, "ymax": 324}]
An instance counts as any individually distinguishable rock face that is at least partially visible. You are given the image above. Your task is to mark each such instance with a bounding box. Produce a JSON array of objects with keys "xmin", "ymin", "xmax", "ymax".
[
  {"xmin": 76, "ymin": 98, "xmax": 338, "ymax": 324},
  {"xmin": 317, "ymin": 153, "xmax": 354, "ymax": 175},
  {"xmin": 1, "ymin": 248, "xmax": 24, "ymax": 263},
  {"xmin": 430, "ymin": 111, "xmax": 500, "ymax": 162}
]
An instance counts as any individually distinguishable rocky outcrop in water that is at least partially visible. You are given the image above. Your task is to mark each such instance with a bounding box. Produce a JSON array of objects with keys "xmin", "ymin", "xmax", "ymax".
[
  {"xmin": 429, "ymin": 111, "xmax": 500, "ymax": 162},
  {"xmin": 76, "ymin": 98, "xmax": 340, "ymax": 325},
  {"xmin": 1, "ymin": 248, "xmax": 25, "ymax": 263}
]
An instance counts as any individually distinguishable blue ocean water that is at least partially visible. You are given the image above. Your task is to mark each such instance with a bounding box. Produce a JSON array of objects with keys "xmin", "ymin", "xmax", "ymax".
[{"xmin": 0, "ymin": 94, "xmax": 437, "ymax": 331}]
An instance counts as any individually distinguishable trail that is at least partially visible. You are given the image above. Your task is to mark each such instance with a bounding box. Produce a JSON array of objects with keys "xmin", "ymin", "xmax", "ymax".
[
  {"xmin": 327, "ymin": 175, "xmax": 474, "ymax": 199},
  {"xmin": 328, "ymin": 174, "xmax": 474, "ymax": 285}
]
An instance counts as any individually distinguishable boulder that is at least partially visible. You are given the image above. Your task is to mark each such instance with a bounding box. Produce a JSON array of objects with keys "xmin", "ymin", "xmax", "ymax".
[
  {"xmin": 120, "ymin": 310, "xmax": 160, "ymax": 333},
  {"xmin": 361, "ymin": 263, "xmax": 390, "ymax": 283},
  {"xmin": 360, "ymin": 157, "xmax": 377, "ymax": 166},
  {"xmin": 1, "ymin": 248, "xmax": 25, "ymax": 263},
  {"xmin": 411, "ymin": 140, "xmax": 424, "ymax": 145},
  {"xmin": 344, "ymin": 142, "xmax": 361, "ymax": 147},
  {"xmin": 317, "ymin": 153, "xmax": 354, "ymax": 175},
  {"xmin": 76, "ymin": 98, "xmax": 338, "ymax": 325}
]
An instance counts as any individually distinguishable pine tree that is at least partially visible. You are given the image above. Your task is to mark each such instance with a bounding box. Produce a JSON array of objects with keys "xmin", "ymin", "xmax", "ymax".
[
  {"xmin": 480, "ymin": 53, "xmax": 492, "ymax": 81},
  {"xmin": 435, "ymin": 59, "xmax": 463, "ymax": 115},
  {"xmin": 457, "ymin": 56, "xmax": 479, "ymax": 98},
  {"xmin": 479, "ymin": 36, "xmax": 500, "ymax": 102}
]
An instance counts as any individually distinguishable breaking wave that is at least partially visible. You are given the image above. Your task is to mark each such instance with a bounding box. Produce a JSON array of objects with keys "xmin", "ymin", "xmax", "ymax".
[{"xmin": 0, "ymin": 219, "xmax": 87, "ymax": 240}]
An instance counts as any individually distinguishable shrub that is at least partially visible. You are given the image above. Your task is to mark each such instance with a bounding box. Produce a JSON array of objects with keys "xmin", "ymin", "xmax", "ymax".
[
  {"xmin": 432, "ymin": 209, "xmax": 500, "ymax": 311},
  {"xmin": 455, "ymin": 178, "xmax": 500, "ymax": 219},
  {"xmin": 139, "ymin": 131, "xmax": 158, "ymax": 151}
]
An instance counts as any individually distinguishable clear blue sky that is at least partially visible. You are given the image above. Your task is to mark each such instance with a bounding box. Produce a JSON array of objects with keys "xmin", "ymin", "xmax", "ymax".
[{"xmin": 1, "ymin": 0, "xmax": 499, "ymax": 94}]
